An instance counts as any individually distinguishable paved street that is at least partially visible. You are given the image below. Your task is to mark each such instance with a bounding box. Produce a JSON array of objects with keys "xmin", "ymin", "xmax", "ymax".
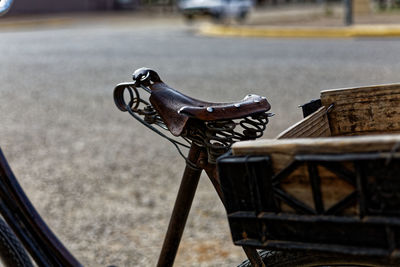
[{"xmin": 1, "ymin": 14, "xmax": 400, "ymax": 266}]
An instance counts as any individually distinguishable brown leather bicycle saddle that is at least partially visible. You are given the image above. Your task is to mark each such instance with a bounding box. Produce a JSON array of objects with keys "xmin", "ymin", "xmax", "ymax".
[{"xmin": 149, "ymin": 82, "xmax": 271, "ymax": 136}]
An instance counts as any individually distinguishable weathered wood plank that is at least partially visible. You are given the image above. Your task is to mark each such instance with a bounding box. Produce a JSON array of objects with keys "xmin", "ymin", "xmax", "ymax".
[
  {"xmin": 232, "ymin": 134, "xmax": 400, "ymax": 172},
  {"xmin": 233, "ymin": 134, "xmax": 400, "ymax": 156},
  {"xmin": 276, "ymin": 107, "xmax": 331, "ymax": 139},
  {"xmin": 321, "ymin": 83, "xmax": 400, "ymax": 136}
]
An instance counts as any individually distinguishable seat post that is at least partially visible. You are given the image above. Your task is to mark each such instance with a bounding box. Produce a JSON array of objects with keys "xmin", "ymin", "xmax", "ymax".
[{"xmin": 156, "ymin": 143, "xmax": 203, "ymax": 267}]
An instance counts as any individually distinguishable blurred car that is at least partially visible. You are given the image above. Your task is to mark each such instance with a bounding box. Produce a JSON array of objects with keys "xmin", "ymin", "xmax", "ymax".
[
  {"xmin": 178, "ymin": 0, "xmax": 253, "ymax": 21},
  {"xmin": 114, "ymin": 0, "xmax": 139, "ymax": 9}
]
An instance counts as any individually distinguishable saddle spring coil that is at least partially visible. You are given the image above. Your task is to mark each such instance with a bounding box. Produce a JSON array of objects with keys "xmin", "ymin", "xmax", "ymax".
[{"xmin": 204, "ymin": 112, "xmax": 271, "ymax": 162}]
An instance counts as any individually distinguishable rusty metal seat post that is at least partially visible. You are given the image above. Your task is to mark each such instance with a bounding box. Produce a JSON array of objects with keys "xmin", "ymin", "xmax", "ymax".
[{"xmin": 156, "ymin": 143, "xmax": 203, "ymax": 267}]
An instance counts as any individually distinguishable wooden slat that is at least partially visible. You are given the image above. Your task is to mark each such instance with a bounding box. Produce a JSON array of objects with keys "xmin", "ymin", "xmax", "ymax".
[
  {"xmin": 321, "ymin": 83, "xmax": 400, "ymax": 136},
  {"xmin": 233, "ymin": 134, "xmax": 400, "ymax": 156},
  {"xmin": 277, "ymin": 107, "xmax": 331, "ymax": 139},
  {"xmin": 233, "ymin": 134, "xmax": 400, "ymax": 172}
]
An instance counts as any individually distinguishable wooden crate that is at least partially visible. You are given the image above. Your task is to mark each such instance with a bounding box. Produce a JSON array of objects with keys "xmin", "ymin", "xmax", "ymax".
[{"xmin": 218, "ymin": 83, "xmax": 400, "ymax": 256}]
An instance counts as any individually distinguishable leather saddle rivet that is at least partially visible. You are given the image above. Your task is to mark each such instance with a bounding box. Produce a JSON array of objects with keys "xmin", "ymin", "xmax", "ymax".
[
  {"xmin": 254, "ymin": 99, "xmax": 260, "ymax": 103},
  {"xmin": 234, "ymin": 103, "xmax": 241, "ymax": 108},
  {"xmin": 178, "ymin": 106, "xmax": 187, "ymax": 114},
  {"xmin": 207, "ymin": 107, "xmax": 214, "ymax": 112}
]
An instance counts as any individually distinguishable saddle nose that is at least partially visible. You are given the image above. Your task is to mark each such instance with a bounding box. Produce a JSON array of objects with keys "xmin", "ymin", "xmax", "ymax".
[{"xmin": 132, "ymin": 67, "xmax": 162, "ymax": 87}]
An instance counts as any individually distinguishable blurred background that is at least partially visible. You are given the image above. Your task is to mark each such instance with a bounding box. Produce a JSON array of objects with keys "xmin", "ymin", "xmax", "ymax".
[
  {"xmin": 0, "ymin": 0, "xmax": 400, "ymax": 266},
  {"xmin": 6, "ymin": 0, "xmax": 400, "ymax": 25}
]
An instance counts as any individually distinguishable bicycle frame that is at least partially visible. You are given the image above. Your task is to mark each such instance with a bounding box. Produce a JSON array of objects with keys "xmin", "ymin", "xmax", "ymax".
[{"xmin": 156, "ymin": 143, "xmax": 265, "ymax": 267}]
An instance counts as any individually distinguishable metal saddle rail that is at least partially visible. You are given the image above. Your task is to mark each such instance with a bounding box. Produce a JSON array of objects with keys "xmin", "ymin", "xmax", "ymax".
[{"xmin": 114, "ymin": 68, "xmax": 273, "ymax": 267}]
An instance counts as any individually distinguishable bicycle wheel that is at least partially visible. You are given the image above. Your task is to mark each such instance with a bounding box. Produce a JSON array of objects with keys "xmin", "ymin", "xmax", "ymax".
[
  {"xmin": 238, "ymin": 250, "xmax": 400, "ymax": 267},
  {"xmin": 0, "ymin": 218, "xmax": 33, "ymax": 267}
]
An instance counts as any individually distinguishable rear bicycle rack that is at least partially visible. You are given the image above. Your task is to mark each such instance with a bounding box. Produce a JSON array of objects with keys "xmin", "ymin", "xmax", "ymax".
[{"xmin": 218, "ymin": 151, "xmax": 400, "ymax": 258}]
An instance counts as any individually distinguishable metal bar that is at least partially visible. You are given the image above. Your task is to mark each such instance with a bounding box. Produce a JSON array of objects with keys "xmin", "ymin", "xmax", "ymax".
[
  {"xmin": 0, "ymin": 0, "xmax": 13, "ymax": 16},
  {"xmin": 325, "ymin": 191, "xmax": 358, "ymax": 215},
  {"xmin": 300, "ymin": 99, "xmax": 322, "ymax": 118},
  {"xmin": 232, "ymin": 211, "xmax": 400, "ymax": 227},
  {"xmin": 234, "ymin": 211, "xmax": 359, "ymax": 223},
  {"xmin": 308, "ymin": 162, "xmax": 324, "ymax": 214},
  {"xmin": 234, "ymin": 239, "xmax": 391, "ymax": 257},
  {"xmin": 319, "ymin": 161, "xmax": 356, "ymax": 187},
  {"xmin": 386, "ymin": 226, "xmax": 396, "ymax": 252},
  {"xmin": 205, "ymin": 170, "xmax": 224, "ymax": 203},
  {"xmin": 273, "ymin": 187, "xmax": 316, "ymax": 215},
  {"xmin": 294, "ymin": 153, "xmax": 392, "ymax": 162},
  {"xmin": 355, "ymin": 162, "xmax": 367, "ymax": 217},
  {"xmin": 157, "ymin": 144, "xmax": 203, "ymax": 267},
  {"xmin": 242, "ymin": 246, "xmax": 266, "ymax": 267},
  {"xmin": 272, "ymin": 160, "xmax": 301, "ymax": 186},
  {"xmin": 203, "ymin": 161, "xmax": 225, "ymax": 205},
  {"xmin": 344, "ymin": 0, "xmax": 353, "ymax": 26}
]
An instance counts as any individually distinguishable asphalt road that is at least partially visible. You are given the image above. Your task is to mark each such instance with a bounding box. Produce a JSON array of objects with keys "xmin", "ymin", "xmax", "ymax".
[{"xmin": 1, "ymin": 14, "xmax": 400, "ymax": 266}]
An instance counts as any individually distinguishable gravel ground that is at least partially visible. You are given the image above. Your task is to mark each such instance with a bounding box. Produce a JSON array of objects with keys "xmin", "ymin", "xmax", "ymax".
[{"xmin": 0, "ymin": 13, "xmax": 400, "ymax": 266}]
